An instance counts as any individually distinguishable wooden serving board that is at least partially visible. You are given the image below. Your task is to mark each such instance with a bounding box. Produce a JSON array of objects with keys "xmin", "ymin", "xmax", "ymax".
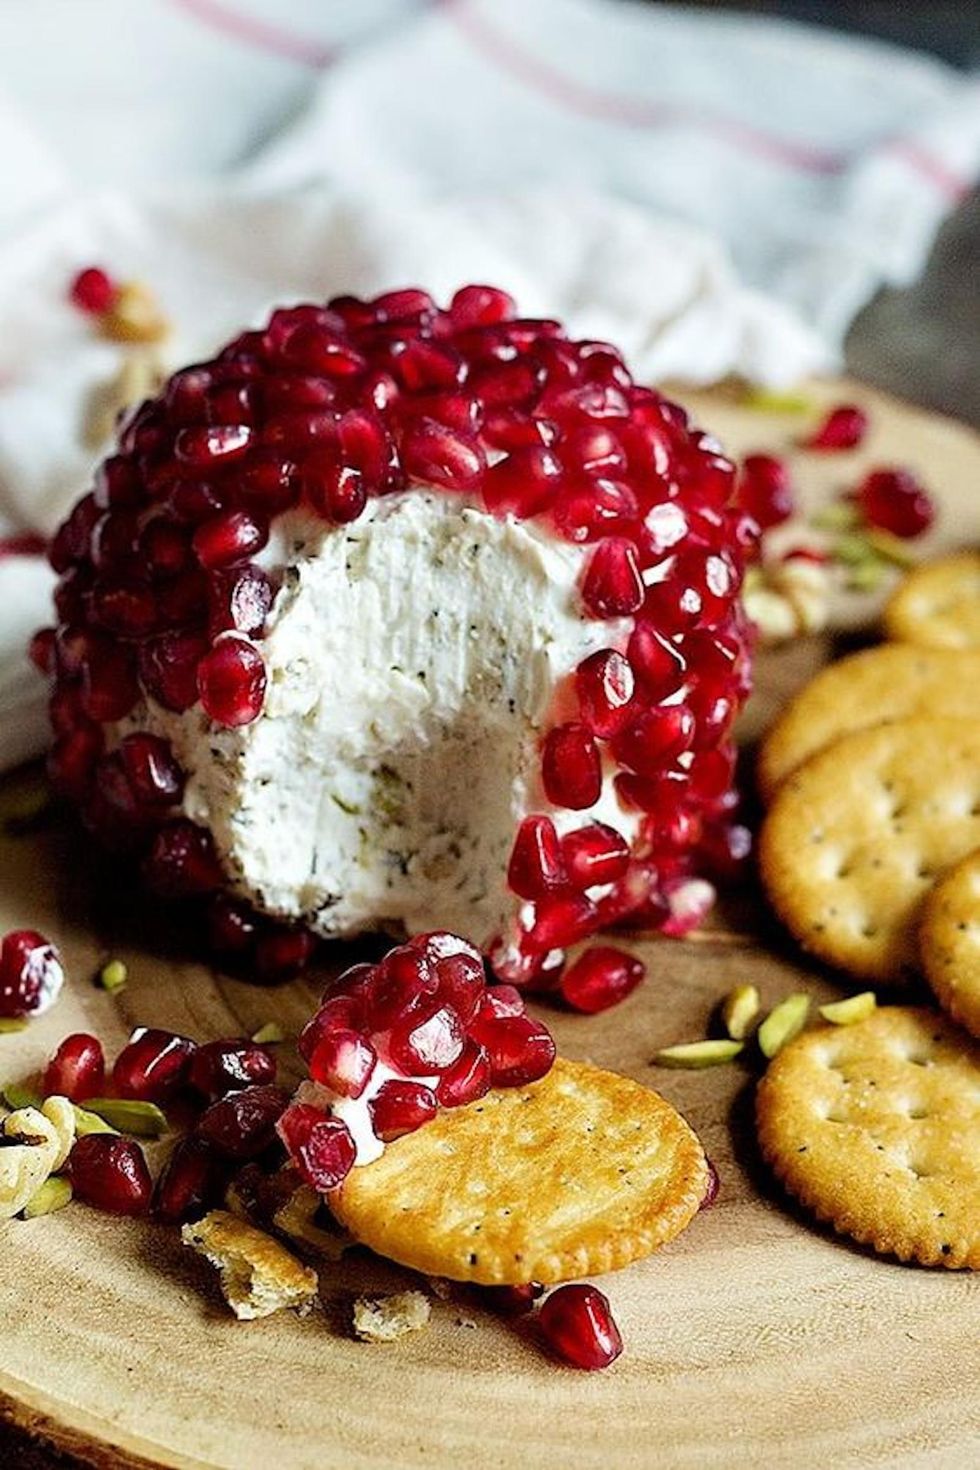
[{"xmin": 2, "ymin": 381, "xmax": 980, "ymax": 1470}]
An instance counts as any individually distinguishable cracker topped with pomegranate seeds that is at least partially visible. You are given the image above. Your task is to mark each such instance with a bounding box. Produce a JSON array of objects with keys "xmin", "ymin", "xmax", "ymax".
[
  {"xmin": 885, "ymin": 551, "xmax": 980, "ymax": 650},
  {"xmin": 759, "ymin": 718, "xmax": 980, "ymax": 981},
  {"xmin": 330, "ymin": 1058, "xmax": 708, "ymax": 1285},
  {"xmin": 919, "ymin": 849, "xmax": 980, "ymax": 1040},
  {"xmin": 756, "ymin": 1007, "xmax": 980, "ymax": 1269},
  {"xmin": 757, "ymin": 645, "xmax": 980, "ymax": 802}
]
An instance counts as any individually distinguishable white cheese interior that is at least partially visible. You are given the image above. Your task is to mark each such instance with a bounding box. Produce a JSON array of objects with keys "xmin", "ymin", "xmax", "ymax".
[{"xmin": 138, "ymin": 490, "xmax": 640, "ymax": 950}]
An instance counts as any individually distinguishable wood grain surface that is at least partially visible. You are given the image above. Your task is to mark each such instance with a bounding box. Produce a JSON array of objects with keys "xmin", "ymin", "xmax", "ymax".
[{"xmin": 1, "ymin": 381, "xmax": 979, "ymax": 1470}]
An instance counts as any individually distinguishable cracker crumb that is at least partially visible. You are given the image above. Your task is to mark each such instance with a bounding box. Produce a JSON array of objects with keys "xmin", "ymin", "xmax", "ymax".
[
  {"xmin": 182, "ymin": 1209, "xmax": 318, "ymax": 1321},
  {"xmin": 352, "ymin": 1290, "xmax": 431, "ymax": 1343}
]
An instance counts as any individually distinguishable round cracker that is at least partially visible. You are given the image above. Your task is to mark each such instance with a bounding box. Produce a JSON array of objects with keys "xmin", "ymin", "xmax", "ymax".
[
  {"xmin": 884, "ymin": 552, "xmax": 980, "ymax": 650},
  {"xmin": 757, "ymin": 1006, "xmax": 980, "ymax": 1269},
  {"xmin": 757, "ymin": 646, "xmax": 980, "ymax": 802},
  {"xmin": 759, "ymin": 718, "xmax": 980, "ymax": 981},
  {"xmin": 331, "ymin": 1058, "xmax": 708, "ymax": 1285},
  {"xmin": 920, "ymin": 848, "xmax": 980, "ymax": 1040}
]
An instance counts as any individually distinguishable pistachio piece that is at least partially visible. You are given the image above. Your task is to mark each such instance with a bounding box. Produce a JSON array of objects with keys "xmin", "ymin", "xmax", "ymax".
[
  {"xmin": 98, "ymin": 959, "xmax": 128, "ymax": 993},
  {"xmin": 722, "ymin": 983, "xmax": 761, "ymax": 1041},
  {"xmin": 758, "ymin": 993, "xmax": 811, "ymax": 1059},
  {"xmin": 654, "ymin": 1039, "xmax": 745, "ymax": 1069},
  {"xmin": 81, "ymin": 1097, "xmax": 168, "ymax": 1137},
  {"xmin": 846, "ymin": 558, "xmax": 888, "ymax": 593},
  {"xmin": 251, "ymin": 1022, "xmax": 285, "ymax": 1045},
  {"xmin": 811, "ymin": 502, "xmax": 860, "ymax": 533},
  {"xmin": 819, "ymin": 992, "xmax": 877, "ymax": 1026},
  {"xmin": 0, "ymin": 1018, "xmax": 28, "ymax": 1034},
  {"xmin": 22, "ymin": 1176, "xmax": 73, "ymax": 1219},
  {"xmin": 863, "ymin": 529, "xmax": 918, "ymax": 570},
  {"xmin": 71, "ymin": 1104, "xmax": 119, "ymax": 1138},
  {"xmin": 2, "ymin": 1083, "xmax": 41, "ymax": 1113},
  {"xmin": 741, "ymin": 386, "xmax": 812, "ymax": 415}
]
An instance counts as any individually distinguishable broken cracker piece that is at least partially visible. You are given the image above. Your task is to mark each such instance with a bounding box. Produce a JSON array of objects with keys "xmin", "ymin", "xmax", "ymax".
[
  {"xmin": 273, "ymin": 1183, "xmax": 350, "ymax": 1262},
  {"xmin": 352, "ymin": 1291, "xmax": 431, "ymax": 1343},
  {"xmin": 182, "ymin": 1209, "xmax": 318, "ymax": 1321}
]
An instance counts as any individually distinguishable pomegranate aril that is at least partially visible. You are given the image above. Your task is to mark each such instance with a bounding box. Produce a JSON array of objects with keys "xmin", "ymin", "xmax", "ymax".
[
  {"xmin": 507, "ymin": 815, "xmax": 567, "ymax": 900},
  {"xmin": 541, "ymin": 724, "xmax": 601, "ymax": 810},
  {"xmin": 197, "ymin": 1084, "xmax": 290, "ymax": 1159},
  {"xmin": 372, "ymin": 287, "xmax": 436, "ymax": 323},
  {"xmin": 560, "ymin": 946, "xmax": 645, "ymax": 1014},
  {"xmin": 449, "ymin": 284, "xmax": 516, "ymax": 328},
  {"xmin": 197, "ymin": 636, "xmax": 266, "ymax": 726},
  {"xmin": 28, "ymin": 627, "xmax": 56, "ymax": 677},
  {"xmin": 118, "ymin": 733, "xmax": 184, "ymax": 806},
  {"xmin": 69, "ymin": 266, "xmax": 117, "ymax": 314},
  {"xmin": 738, "ymin": 453, "xmax": 793, "ymax": 530},
  {"xmin": 701, "ymin": 1159, "xmax": 720, "ymax": 1209},
  {"xmin": 241, "ymin": 450, "xmax": 299, "ymax": 513},
  {"xmin": 139, "ymin": 630, "xmax": 207, "ymax": 712},
  {"xmin": 206, "ymin": 564, "xmax": 273, "ymax": 639},
  {"xmin": 154, "ymin": 1135, "xmax": 228, "ymax": 1225},
  {"xmin": 480, "ymin": 1282, "xmax": 545, "ymax": 1316},
  {"xmin": 387, "ymin": 1004, "xmax": 465, "ymax": 1074},
  {"xmin": 282, "ymin": 324, "xmax": 365, "ymax": 378},
  {"xmin": 144, "ymin": 819, "xmax": 224, "ymax": 898},
  {"xmin": 626, "ymin": 624, "xmax": 686, "ymax": 700},
  {"xmin": 482, "ymin": 446, "xmax": 562, "ymax": 519},
  {"xmin": 48, "ymin": 725, "xmax": 102, "ymax": 800},
  {"xmin": 175, "ymin": 424, "xmax": 254, "ymax": 466},
  {"xmin": 299, "ymin": 995, "xmax": 363, "ymax": 1063},
  {"xmin": 560, "ymin": 823, "xmax": 629, "ymax": 888},
  {"xmin": 140, "ymin": 518, "xmax": 192, "ymax": 578},
  {"xmin": 305, "ymin": 455, "xmax": 368, "ymax": 524},
  {"xmin": 94, "ymin": 456, "xmax": 141, "ymax": 511},
  {"xmin": 436, "ymin": 1039, "xmax": 491, "ymax": 1108},
  {"xmin": 309, "ymin": 1029, "xmax": 377, "ymax": 1099},
  {"xmin": 392, "ymin": 339, "xmax": 464, "ymax": 392},
  {"xmin": 804, "ymin": 403, "xmax": 868, "ymax": 451},
  {"xmin": 477, "ymin": 984, "xmax": 526, "ymax": 1020},
  {"xmin": 43, "ymin": 1032, "xmax": 105, "ymax": 1100},
  {"xmin": 69, "ymin": 1135, "xmax": 152, "ymax": 1216},
  {"xmin": 433, "ymin": 952, "xmax": 486, "ymax": 1024},
  {"xmin": 369, "ymin": 1079, "xmax": 438, "ymax": 1142},
  {"xmin": 0, "ymin": 930, "xmax": 64, "ymax": 1018},
  {"xmin": 80, "ymin": 645, "xmax": 139, "ymax": 722},
  {"xmin": 538, "ymin": 1284, "xmax": 623, "ymax": 1370},
  {"xmin": 524, "ymin": 891, "xmax": 598, "ymax": 952},
  {"xmin": 470, "ymin": 1013, "xmax": 555, "ymax": 1087},
  {"xmin": 277, "ymin": 1103, "xmax": 357, "ymax": 1190},
  {"xmin": 857, "ymin": 466, "xmax": 935, "ymax": 539},
  {"xmin": 193, "ymin": 509, "xmax": 267, "ymax": 569},
  {"xmin": 660, "ymin": 876, "xmax": 716, "ymax": 938},
  {"xmin": 575, "ymin": 649, "xmax": 636, "ymax": 738},
  {"xmin": 553, "ymin": 478, "xmax": 638, "ymax": 543},
  {"xmin": 112, "ymin": 1027, "xmax": 196, "ymax": 1102},
  {"xmin": 401, "ymin": 417, "xmax": 486, "ymax": 492},
  {"xmin": 613, "ymin": 704, "xmax": 695, "ymax": 776},
  {"xmin": 582, "ymin": 537, "xmax": 644, "ymax": 617},
  {"xmin": 363, "ymin": 945, "xmax": 437, "ymax": 1031},
  {"xmin": 253, "ymin": 927, "xmax": 316, "ymax": 983},
  {"xmin": 207, "ymin": 894, "xmax": 258, "ymax": 956},
  {"xmin": 188, "ymin": 1039, "xmax": 277, "ymax": 1100}
]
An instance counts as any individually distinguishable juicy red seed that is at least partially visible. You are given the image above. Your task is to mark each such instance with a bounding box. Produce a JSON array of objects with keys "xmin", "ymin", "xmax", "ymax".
[
  {"xmin": 538, "ymin": 1284, "xmax": 623, "ymax": 1370},
  {"xmin": 277, "ymin": 1103, "xmax": 357, "ymax": 1190},
  {"xmin": 560, "ymin": 823, "xmax": 630, "ymax": 888},
  {"xmin": 469, "ymin": 1013, "xmax": 556, "ymax": 1087},
  {"xmin": 241, "ymin": 450, "xmax": 298, "ymax": 512},
  {"xmin": 699, "ymin": 819, "xmax": 752, "ymax": 881},
  {"xmin": 168, "ymin": 478, "xmax": 226, "ymax": 523},
  {"xmin": 139, "ymin": 630, "xmax": 207, "ymax": 712},
  {"xmin": 69, "ymin": 266, "xmax": 116, "ymax": 314},
  {"xmin": 738, "ymin": 453, "xmax": 794, "ymax": 530},
  {"xmin": 804, "ymin": 404, "xmax": 869, "ymax": 451},
  {"xmin": 401, "ymin": 417, "xmax": 486, "ymax": 492},
  {"xmin": 372, "ymin": 287, "xmax": 436, "ymax": 323},
  {"xmin": 435, "ymin": 1039, "xmax": 491, "ymax": 1108},
  {"xmin": 188, "ymin": 1039, "xmax": 277, "ymax": 1100},
  {"xmin": 197, "ymin": 636, "xmax": 266, "ymax": 727},
  {"xmin": 626, "ymin": 624, "xmax": 686, "ymax": 699},
  {"xmin": 857, "ymin": 466, "xmax": 935, "ymax": 539},
  {"xmin": 112, "ymin": 1027, "xmax": 196, "ymax": 1102},
  {"xmin": 559, "ymin": 946, "xmax": 645, "ymax": 1014},
  {"xmin": 207, "ymin": 894, "xmax": 258, "ymax": 956},
  {"xmin": 582, "ymin": 538, "xmax": 644, "ymax": 617},
  {"xmin": 477, "ymin": 984, "xmax": 526, "ymax": 1020},
  {"xmin": 88, "ymin": 578, "xmax": 158, "ymax": 637},
  {"xmin": 612, "ymin": 704, "xmax": 696, "ymax": 776},
  {"xmin": 0, "ymin": 930, "xmax": 64, "ymax": 1018},
  {"xmin": 47, "ymin": 726, "xmax": 103, "ymax": 800},
  {"xmin": 393, "ymin": 339, "xmax": 464, "ymax": 392},
  {"xmin": 480, "ymin": 1282, "xmax": 545, "ymax": 1316},
  {"xmin": 433, "ymin": 953, "xmax": 486, "ymax": 1024},
  {"xmin": 68, "ymin": 1135, "xmax": 152, "ymax": 1216},
  {"xmin": 701, "ymin": 1159, "xmax": 720, "ymax": 1209},
  {"xmin": 29, "ymin": 627, "xmax": 56, "ymax": 675},
  {"xmin": 387, "ymin": 1004, "xmax": 465, "ymax": 1074},
  {"xmin": 507, "ymin": 815, "xmax": 567, "ymax": 900},
  {"xmin": 153, "ymin": 1136, "xmax": 228, "ymax": 1225},
  {"xmin": 369, "ymin": 1080, "xmax": 438, "ymax": 1142},
  {"xmin": 575, "ymin": 649, "xmax": 636, "ymax": 738},
  {"xmin": 206, "ymin": 565, "xmax": 273, "ymax": 639},
  {"xmin": 299, "ymin": 996, "xmax": 363, "ymax": 1063},
  {"xmin": 175, "ymin": 425, "xmax": 254, "ymax": 466},
  {"xmin": 524, "ymin": 892, "xmax": 598, "ymax": 952},
  {"xmin": 283, "ymin": 324, "xmax": 366, "ymax": 379},
  {"xmin": 118, "ymin": 733, "xmax": 184, "ymax": 806},
  {"xmin": 363, "ymin": 946, "xmax": 437, "ymax": 1030},
  {"xmin": 542, "ymin": 724, "xmax": 602, "ymax": 810},
  {"xmin": 140, "ymin": 518, "xmax": 192, "ymax": 577},
  {"xmin": 253, "ymin": 927, "xmax": 316, "ymax": 983},
  {"xmin": 193, "ymin": 509, "xmax": 267, "ymax": 569},
  {"xmin": 80, "ymin": 646, "xmax": 139, "ymax": 722},
  {"xmin": 552, "ymin": 478, "xmax": 638, "ymax": 544},
  {"xmin": 197, "ymin": 1084, "xmax": 290, "ymax": 1159},
  {"xmin": 482, "ymin": 447, "xmax": 563, "ymax": 518},
  {"xmin": 304, "ymin": 455, "xmax": 368, "ymax": 524},
  {"xmin": 144, "ymin": 820, "xmax": 225, "ymax": 898},
  {"xmin": 411, "ymin": 931, "xmax": 484, "ymax": 963},
  {"xmin": 308, "ymin": 1029, "xmax": 377, "ymax": 1099},
  {"xmin": 449, "ymin": 284, "xmax": 516, "ymax": 328},
  {"xmin": 43, "ymin": 1032, "xmax": 105, "ymax": 1100}
]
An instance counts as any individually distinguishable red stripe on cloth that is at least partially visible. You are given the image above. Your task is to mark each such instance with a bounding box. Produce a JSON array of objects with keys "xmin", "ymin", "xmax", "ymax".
[
  {"xmin": 446, "ymin": 0, "xmax": 973, "ymax": 197},
  {"xmin": 0, "ymin": 534, "xmax": 47, "ymax": 560},
  {"xmin": 167, "ymin": 0, "xmax": 340, "ymax": 69}
]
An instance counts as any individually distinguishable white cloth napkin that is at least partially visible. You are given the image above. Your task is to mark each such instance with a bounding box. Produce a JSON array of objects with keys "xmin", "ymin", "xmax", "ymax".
[{"xmin": 1, "ymin": 0, "xmax": 978, "ymax": 773}]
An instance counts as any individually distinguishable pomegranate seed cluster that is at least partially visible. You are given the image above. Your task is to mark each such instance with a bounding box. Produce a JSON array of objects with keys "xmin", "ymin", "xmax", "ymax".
[
  {"xmin": 39, "ymin": 284, "xmax": 754, "ymax": 974},
  {"xmin": 282, "ymin": 931, "xmax": 556, "ymax": 1192}
]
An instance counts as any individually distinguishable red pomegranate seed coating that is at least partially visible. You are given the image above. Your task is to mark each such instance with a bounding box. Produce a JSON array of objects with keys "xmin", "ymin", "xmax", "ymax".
[
  {"xmin": 276, "ymin": 1102, "xmax": 357, "ymax": 1190},
  {"xmin": 804, "ymin": 404, "xmax": 868, "ymax": 452},
  {"xmin": 0, "ymin": 930, "xmax": 64, "ymax": 1018},
  {"xmin": 479, "ymin": 1282, "xmax": 545, "ymax": 1316},
  {"xmin": 581, "ymin": 537, "xmax": 644, "ymax": 617},
  {"xmin": 507, "ymin": 815, "xmax": 567, "ymax": 900},
  {"xmin": 477, "ymin": 984, "xmax": 526, "ymax": 1021},
  {"xmin": 701, "ymin": 1158, "xmax": 720, "ymax": 1209},
  {"xmin": 112, "ymin": 1027, "xmax": 196, "ymax": 1102},
  {"xmin": 435, "ymin": 1039, "xmax": 492, "ymax": 1108},
  {"xmin": 44, "ymin": 1032, "xmax": 106, "ymax": 1100},
  {"xmin": 153, "ymin": 1136, "xmax": 228, "ymax": 1225},
  {"xmin": 187, "ymin": 1039, "xmax": 277, "ymax": 1100},
  {"xmin": 575, "ymin": 649, "xmax": 636, "ymax": 737},
  {"xmin": 559, "ymin": 946, "xmax": 645, "ymax": 1014},
  {"xmin": 541, "ymin": 724, "xmax": 602, "ymax": 810},
  {"xmin": 857, "ymin": 466, "xmax": 935, "ymax": 539},
  {"xmin": 560, "ymin": 823, "xmax": 630, "ymax": 888},
  {"xmin": 197, "ymin": 1084, "xmax": 290, "ymax": 1159},
  {"xmin": 369, "ymin": 1079, "xmax": 438, "ymax": 1142},
  {"xmin": 469, "ymin": 1013, "xmax": 556, "ymax": 1087},
  {"xmin": 253, "ymin": 927, "xmax": 316, "ymax": 982},
  {"xmin": 737, "ymin": 453, "xmax": 793, "ymax": 531},
  {"xmin": 68, "ymin": 1134, "xmax": 153, "ymax": 1216},
  {"xmin": 196, "ymin": 636, "xmax": 266, "ymax": 727},
  {"xmin": 387, "ymin": 1003, "xmax": 465, "ymax": 1074},
  {"xmin": 69, "ymin": 266, "xmax": 117, "ymax": 315},
  {"xmin": 538, "ymin": 1284, "xmax": 623, "ymax": 1370},
  {"xmin": 308, "ymin": 1029, "xmax": 377, "ymax": 1098}
]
